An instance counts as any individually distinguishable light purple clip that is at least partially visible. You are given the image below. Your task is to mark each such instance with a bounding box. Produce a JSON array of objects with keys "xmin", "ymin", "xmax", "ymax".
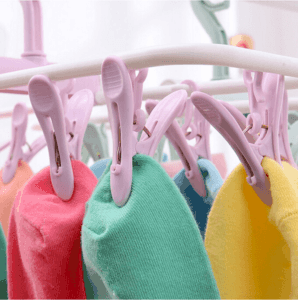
[
  {"xmin": 219, "ymin": 100, "xmax": 256, "ymax": 143},
  {"xmin": 136, "ymin": 91, "xmax": 188, "ymax": 156},
  {"xmin": 181, "ymin": 80, "xmax": 212, "ymax": 161},
  {"xmin": 102, "ymin": 56, "xmax": 207, "ymax": 205},
  {"xmin": 191, "ymin": 92, "xmax": 272, "ymax": 205},
  {"xmin": 102, "ymin": 56, "xmax": 135, "ymax": 207},
  {"xmin": 0, "ymin": 141, "xmax": 11, "ymax": 152},
  {"xmin": 191, "ymin": 72, "xmax": 296, "ymax": 206},
  {"xmin": 129, "ymin": 68, "xmax": 148, "ymax": 132},
  {"xmin": 144, "ymin": 98, "xmax": 207, "ymax": 197},
  {"xmin": 65, "ymin": 89, "xmax": 94, "ymax": 160},
  {"xmin": 23, "ymin": 135, "xmax": 46, "ymax": 163},
  {"xmin": 1, "ymin": 102, "xmax": 47, "ymax": 183},
  {"xmin": 245, "ymin": 71, "xmax": 296, "ymax": 167},
  {"xmin": 2, "ymin": 103, "xmax": 28, "ymax": 184},
  {"xmin": 28, "ymin": 75, "xmax": 74, "ymax": 201}
]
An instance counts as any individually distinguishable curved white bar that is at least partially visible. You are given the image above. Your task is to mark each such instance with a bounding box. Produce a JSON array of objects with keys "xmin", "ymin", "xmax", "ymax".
[
  {"xmin": 95, "ymin": 76, "xmax": 298, "ymax": 104},
  {"xmin": 1, "ymin": 44, "xmax": 298, "ymax": 89}
]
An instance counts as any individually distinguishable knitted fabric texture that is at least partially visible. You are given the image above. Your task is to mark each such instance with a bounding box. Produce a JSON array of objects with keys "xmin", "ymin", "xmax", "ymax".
[
  {"xmin": 173, "ymin": 158, "xmax": 223, "ymax": 238},
  {"xmin": 0, "ymin": 160, "xmax": 33, "ymax": 237},
  {"xmin": 82, "ymin": 154, "xmax": 220, "ymax": 299},
  {"xmin": 205, "ymin": 157, "xmax": 298, "ymax": 299},
  {"xmin": 0, "ymin": 224, "xmax": 7, "ymax": 299},
  {"xmin": 7, "ymin": 160, "xmax": 97, "ymax": 299},
  {"xmin": 266, "ymin": 159, "xmax": 298, "ymax": 299}
]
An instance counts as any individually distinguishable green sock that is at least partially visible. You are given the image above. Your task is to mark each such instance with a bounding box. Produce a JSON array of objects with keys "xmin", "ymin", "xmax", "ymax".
[
  {"xmin": 0, "ymin": 224, "xmax": 7, "ymax": 299},
  {"xmin": 82, "ymin": 154, "xmax": 220, "ymax": 299}
]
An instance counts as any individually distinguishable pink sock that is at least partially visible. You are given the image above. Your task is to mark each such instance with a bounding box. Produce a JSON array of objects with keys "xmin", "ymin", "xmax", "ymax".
[
  {"xmin": 211, "ymin": 153, "xmax": 227, "ymax": 179},
  {"xmin": 161, "ymin": 154, "xmax": 227, "ymax": 180},
  {"xmin": 7, "ymin": 160, "xmax": 97, "ymax": 299},
  {"xmin": 161, "ymin": 160, "xmax": 183, "ymax": 178}
]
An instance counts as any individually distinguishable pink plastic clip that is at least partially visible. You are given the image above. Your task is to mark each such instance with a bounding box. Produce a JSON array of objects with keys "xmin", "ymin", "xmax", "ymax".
[
  {"xmin": 279, "ymin": 89, "xmax": 296, "ymax": 168},
  {"xmin": 136, "ymin": 90, "xmax": 187, "ymax": 156},
  {"xmin": 1, "ymin": 102, "xmax": 47, "ymax": 183},
  {"xmin": 65, "ymin": 89, "xmax": 94, "ymax": 160},
  {"xmin": 181, "ymin": 80, "xmax": 212, "ymax": 161},
  {"xmin": 191, "ymin": 72, "xmax": 295, "ymax": 206},
  {"xmin": 219, "ymin": 100, "xmax": 256, "ymax": 143},
  {"xmin": 102, "ymin": 56, "xmax": 205, "ymax": 205},
  {"xmin": 0, "ymin": 141, "xmax": 11, "ymax": 152},
  {"xmin": 129, "ymin": 68, "xmax": 148, "ymax": 132},
  {"xmin": 181, "ymin": 80, "xmax": 199, "ymax": 141},
  {"xmin": 245, "ymin": 72, "xmax": 296, "ymax": 167},
  {"xmin": 191, "ymin": 92, "xmax": 271, "ymax": 205},
  {"xmin": 102, "ymin": 56, "xmax": 136, "ymax": 207},
  {"xmin": 23, "ymin": 135, "xmax": 47, "ymax": 163},
  {"xmin": 28, "ymin": 75, "xmax": 74, "ymax": 201},
  {"xmin": 144, "ymin": 98, "xmax": 207, "ymax": 197},
  {"xmin": 2, "ymin": 103, "xmax": 28, "ymax": 183}
]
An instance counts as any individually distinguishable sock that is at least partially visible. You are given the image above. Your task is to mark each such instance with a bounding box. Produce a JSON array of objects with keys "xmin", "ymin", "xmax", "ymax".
[
  {"xmin": 161, "ymin": 160, "xmax": 183, "ymax": 178},
  {"xmin": 205, "ymin": 157, "xmax": 298, "ymax": 299},
  {"xmin": 211, "ymin": 153, "xmax": 227, "ymax": 179},
  {"xmin": 82, "ymin": 154, "xmax": 220, "ymax": 299},
  {"xmin": 0, "ymin": 160, "xmax": 33, "ymax": 237},
  {"xmin": 7, "ymin": 160, "xmax": 97, "ymax": 299},
  {"xmin": 0, "ymin": 224, "xmax": 7, "ymax": 299},
  {"xmin": 265, "ymin": 159, "xmax": 298, "ymax": 299},
  {"xmin": 173, "ymin": 158, "xmax": 223, "ymax": 238},
  {"xmin": 90, "ymin": 158, "xmax": 111, "ymax": 179}
]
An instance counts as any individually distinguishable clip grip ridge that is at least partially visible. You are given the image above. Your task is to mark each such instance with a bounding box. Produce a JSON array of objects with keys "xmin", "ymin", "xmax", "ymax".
[
  {"xmin": 102, "ymin": 56, "xmax": 135, "ymax": 207},
  {"xmin": 191, "ymin": 91, "xmax": 272, "ymax": 206},
  {"xmin": 2, "ymin": 103, "xmax": 28, "ymax": 184},
  {"xmin": 28, "ymin": 75, "xmax": 74, "ymax": 200},
  {"xmin": 144, "ymin": 97, "xmax": 207, "ymax": 198}
]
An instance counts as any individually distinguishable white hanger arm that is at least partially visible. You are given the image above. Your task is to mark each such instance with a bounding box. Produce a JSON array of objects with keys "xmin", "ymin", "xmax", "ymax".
[
  {"xmin": 95, "ymin": 76, "xmax": 298, "ymax": 104},
  {"xmin": 27, "ymin": 98, "xmax": 298, "ymax": 133},
  {"xmin": 1, "ymin": 44, "xmax": 298, "ymax": 89}
]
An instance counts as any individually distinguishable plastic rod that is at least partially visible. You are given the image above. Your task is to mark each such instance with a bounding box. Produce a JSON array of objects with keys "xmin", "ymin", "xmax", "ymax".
[{"xmin": 2, "ymin": 44, "xmax": 298, "ymax": 89}]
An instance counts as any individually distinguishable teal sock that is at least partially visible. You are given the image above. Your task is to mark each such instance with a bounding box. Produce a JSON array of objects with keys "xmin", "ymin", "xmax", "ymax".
[
  {"xmin": 82, "ymin": 154, "xmax": 220, "ymax": 299},
  {"xmin": 0, "ymin": 224, "xmax": 7, "ymax": 299}
]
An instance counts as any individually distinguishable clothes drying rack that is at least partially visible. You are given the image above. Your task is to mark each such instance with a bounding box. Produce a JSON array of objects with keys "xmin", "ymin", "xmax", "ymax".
[{"xmin": 1, "ymin": 44, "xmax": 298, "ymax": 112}]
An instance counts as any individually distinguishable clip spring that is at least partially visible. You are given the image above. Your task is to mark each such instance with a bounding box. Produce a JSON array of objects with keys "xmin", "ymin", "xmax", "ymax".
[
  {"xmin": 10, "ymin": 141, "xmax": 32, "ymax": 160},
  {"xmin": 243, "ymin": 124, "xmax": 268, "ymax": 135},
  {"xmin": 53, "ymin": 132, "xmax": 61, "ymax": 172},
  {"xmin": 117, "ymin": 122, "xmax": 152, "ymax": 164}
]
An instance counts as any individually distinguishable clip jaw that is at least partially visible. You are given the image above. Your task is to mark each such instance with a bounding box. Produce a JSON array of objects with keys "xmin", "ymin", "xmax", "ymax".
[
  {"xmin": 281, "ymin": 90, "xmax": 297, "ymax": 168},
  {"xmin": 28, "ymin": 75, "xmax": 74, "ymax": 201},
  {"xmin": 22, "ymin": 135, "xmax": 47, "ymax": 163},
  {"xmin": 143, "ymin": 97, "xmax": 207, "ymax": 198},
  {"xmin": 191, "ymin": 92, "xmax": 270, "ymax": 205},
  {"xmin": 65, "ymin": 89, "xmax": 94, "ymax": 160},
  {"xmin": 180, "ymin": 80, "xmax": 212, "ymax": 161},
  {"xmin": 193, "ymin": 108, "xmax": 212, "ymax": 161},
  {"xmin": 136, "ymin": 90, "xmax": 187, "ymax": 157},
  {"xmin": 2, "ymin": 102, "xmax": 47, "ymax": 183},
  {"xmin": 246, "ymin": 72, "xmax": 296, "ymax": 168},
  {"xmin": 102, "ymin": 56, "xmax": 136, "ymax": 207},
  {"xmin": 129, "ymin": 68, "xmax": 148, "ymax": 132},
  {"xmin": 191, "ymin": 71, "xmax": 296, "ymax": 206},
  {"xmin": 2, "ymin": 103, "xmax": 28, "ymax": 184},
  {"xmin": 102, "ymin": 56, "xmax": 207, "ymax": 205}
]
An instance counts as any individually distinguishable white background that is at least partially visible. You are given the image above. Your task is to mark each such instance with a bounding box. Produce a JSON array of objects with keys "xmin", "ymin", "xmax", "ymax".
[{"xmin": 0, "ymin": 0, "xmax": 298, "ymax": 176}]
